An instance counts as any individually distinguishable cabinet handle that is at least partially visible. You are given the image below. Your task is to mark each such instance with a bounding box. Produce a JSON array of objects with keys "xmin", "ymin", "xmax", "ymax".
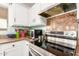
[
  {"xmin": 12, "ymin": 44, "xmax": 15, "ymax": 47},
  {"xmin": 14, "ymin": 18, "xmax": 16, "ymax": 22},
  {"xmin": 26, "ymin": 44, "xmax": 28, "ymax": 45},
  {"xmin": 3, "ymin": 51, "xmax": 5, "ymax": 56}
]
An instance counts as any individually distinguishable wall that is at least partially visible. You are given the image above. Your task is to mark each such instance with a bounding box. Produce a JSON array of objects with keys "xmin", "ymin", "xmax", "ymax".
[
  {"xmin": 0, "ymin": 31, "xmax": 7, "ymax": 35},
  {"xmin": 0, "ymin": 26, "xmax": 16, "ymax": 35},
  {"xmin": 75, "ymin": 3, "xmax": 79, "ymax": 56},
  {"xmin": 47, "ymin": 11, "xmax": 77, "ymax": 31}
]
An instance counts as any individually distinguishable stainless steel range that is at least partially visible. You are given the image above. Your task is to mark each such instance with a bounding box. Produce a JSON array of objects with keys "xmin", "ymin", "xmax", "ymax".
[{"xmin": 45, "ymin": 31, "xmax": 77, "ymax": 56}]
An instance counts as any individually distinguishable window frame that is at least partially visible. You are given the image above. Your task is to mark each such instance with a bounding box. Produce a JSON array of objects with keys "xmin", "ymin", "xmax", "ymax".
[
  {"xmin": 0, "ymin": 6, "xmax": 8, "ymax": 30},
  {"xmin": 0, "ymin": 19, "xmax": 8, "ymax": 30}
]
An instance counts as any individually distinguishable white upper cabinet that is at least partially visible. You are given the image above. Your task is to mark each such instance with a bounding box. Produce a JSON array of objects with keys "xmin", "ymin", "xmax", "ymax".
[
  {"xmin": 8, "ymin": 3, "xmax": 60, "ymax": 27},
  {"xmin": 8, "ymin": 4, "xmax": 15, "ymax": 26},
  {"xmin": 29, "ymin": 3, "xmax": 46, "ymax": 26},
  {"xmin": 8, "ymin": 4, "xmax": 29, "ymax": 26},
  {"xmin": 31, "ymin": 3, "xmax": 40, "ymax": 14},
  {"xmin": 14, "ymin": 4, "xmax": 29, "ymax": 26}
]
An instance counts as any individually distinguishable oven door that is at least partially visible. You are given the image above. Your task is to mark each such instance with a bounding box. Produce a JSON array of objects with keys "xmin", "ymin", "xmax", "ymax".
[{"xmin": 29, "ymin": 43, "xmax": 54, "ymax": 56}]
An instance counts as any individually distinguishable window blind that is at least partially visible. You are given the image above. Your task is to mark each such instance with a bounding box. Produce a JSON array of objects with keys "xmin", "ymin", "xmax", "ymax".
[
  {"xmin": 0, "ymin": 7, "xmax": 8, "ymax": 19},
  {"xmin": 0, "ymin": 7, "xmax": 8, "ymax": 29}
]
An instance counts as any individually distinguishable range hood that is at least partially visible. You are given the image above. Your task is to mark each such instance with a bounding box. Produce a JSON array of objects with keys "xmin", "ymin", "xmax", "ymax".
[{"xmin": 39, "ymin": 3, "xmax": 76, "ymax": 18}]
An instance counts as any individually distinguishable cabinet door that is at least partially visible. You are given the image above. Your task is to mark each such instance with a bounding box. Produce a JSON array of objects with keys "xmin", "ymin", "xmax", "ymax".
[
  {"xmin": 9, "ymin": 3, "xmax": 29, "ymax": 26},
  {"xmin": 5, "ymin": 40, "xmax": 29, "ymax": 56},
  {"xmin": 29, "ymin": 5, "xmax": 40, "ymax": 26},
  {"xmin": 8, "ymin": 4, "xmax": 15, "ymax": 26},
  {"xmin": 23, "ymin": 41, "xmax": 29, "ymax": 56},
  {"xmin": 15, "ymin": 4, "xmax": 28, "ymax": 26},
  {"xmin": 32, "ymin": 3, "xmax": 41, "ymax": 14},
  {"xmin": 5, "ymin": 46, "xmax": 24, "ymax": 56},
  {"xmin": 16, "ymin": 40, "xmax": 29, "ymax": 56},
  {"xmin": 29, "ymin": 4, "xmax": 46, "ymax": 26},
  {"xmin": 0, "ymin": 50, "xmax": 3, "ymax": 56}
]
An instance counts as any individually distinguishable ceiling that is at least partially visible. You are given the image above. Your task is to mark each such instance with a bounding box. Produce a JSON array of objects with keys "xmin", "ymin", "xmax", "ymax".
[{"xmin": 21, "ymin": 3, "xmax": 35, "ymax": 7}]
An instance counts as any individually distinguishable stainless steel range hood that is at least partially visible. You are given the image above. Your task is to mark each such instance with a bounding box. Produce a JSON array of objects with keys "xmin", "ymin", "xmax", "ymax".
[{"xmin": 39, "ymin": 3, "xmax": 77, "ymax": 18}]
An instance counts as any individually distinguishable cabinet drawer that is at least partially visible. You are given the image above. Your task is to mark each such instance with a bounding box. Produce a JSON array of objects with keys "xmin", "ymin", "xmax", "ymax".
[
  {"xmin": 0, "ymin": 40, "xmax": 29, "ymax": 50},
  {"xmin": 11, "ymin": 40, "xmax": 29, "ymax": 47},
  {"xmin": 0, "ymin": 50, "xmax": 3, "ymax": 56},
  {"xmin": 0, "ymin": 43, "xmax": 13, "ymax": 50}
]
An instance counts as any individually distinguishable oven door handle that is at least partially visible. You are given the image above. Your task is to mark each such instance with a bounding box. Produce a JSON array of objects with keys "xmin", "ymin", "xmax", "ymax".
[{"xmin": 29, "ymin": 47, "xmax": 43, "ymax": 56}]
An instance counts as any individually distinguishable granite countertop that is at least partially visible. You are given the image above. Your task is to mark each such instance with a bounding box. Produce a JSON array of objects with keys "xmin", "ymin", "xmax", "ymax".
[
  {"xmin": 0, "ymin": 37, "xmax": 33, "ymax": 44},
  {"xmin": 0, "ymin": 37, "xmax": 55, "ymax": 56}
]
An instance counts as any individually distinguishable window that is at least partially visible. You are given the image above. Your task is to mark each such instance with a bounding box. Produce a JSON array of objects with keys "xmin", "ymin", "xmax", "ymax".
[
  {"xmin": 0, "ymin": 19, "xmax": 7, "ymax": 29},
  {"xmin": 0, "ymin": 6, "xmax": 8, "ymax": 30}
]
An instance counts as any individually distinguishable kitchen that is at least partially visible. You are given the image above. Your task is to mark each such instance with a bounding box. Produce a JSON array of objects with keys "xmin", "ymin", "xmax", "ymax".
[{"xmin": 0, "ymin": 3, "xmax": 78, "ymax": 56}]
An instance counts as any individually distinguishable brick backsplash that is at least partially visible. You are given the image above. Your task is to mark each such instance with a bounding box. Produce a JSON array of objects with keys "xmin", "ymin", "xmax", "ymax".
[{"xmin": 47, "ymin": 11, "xmax": 77, "ymax": 31}]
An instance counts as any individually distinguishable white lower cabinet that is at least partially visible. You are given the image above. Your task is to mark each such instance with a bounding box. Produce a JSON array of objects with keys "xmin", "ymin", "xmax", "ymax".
[
  {"xmin": 0, "ymin": 50, "xmax": 3, "ymax": 56},
  {"xmin": 5, "ymin": 46, "xmax": 24, "ymax": 56},
  {"xmin": 0, "ymin": 40, "xmax": 29, "ymax": 56}
]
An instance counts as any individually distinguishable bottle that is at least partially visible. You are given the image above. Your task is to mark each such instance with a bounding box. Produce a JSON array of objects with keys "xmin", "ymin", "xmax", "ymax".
[
  {"xmin": 20, "ymin": 30, "xmax": 25, "ymax": 39},
  {"xmin": 15, "ymin": 29, "xmax": 20, "ymax": 40}
]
